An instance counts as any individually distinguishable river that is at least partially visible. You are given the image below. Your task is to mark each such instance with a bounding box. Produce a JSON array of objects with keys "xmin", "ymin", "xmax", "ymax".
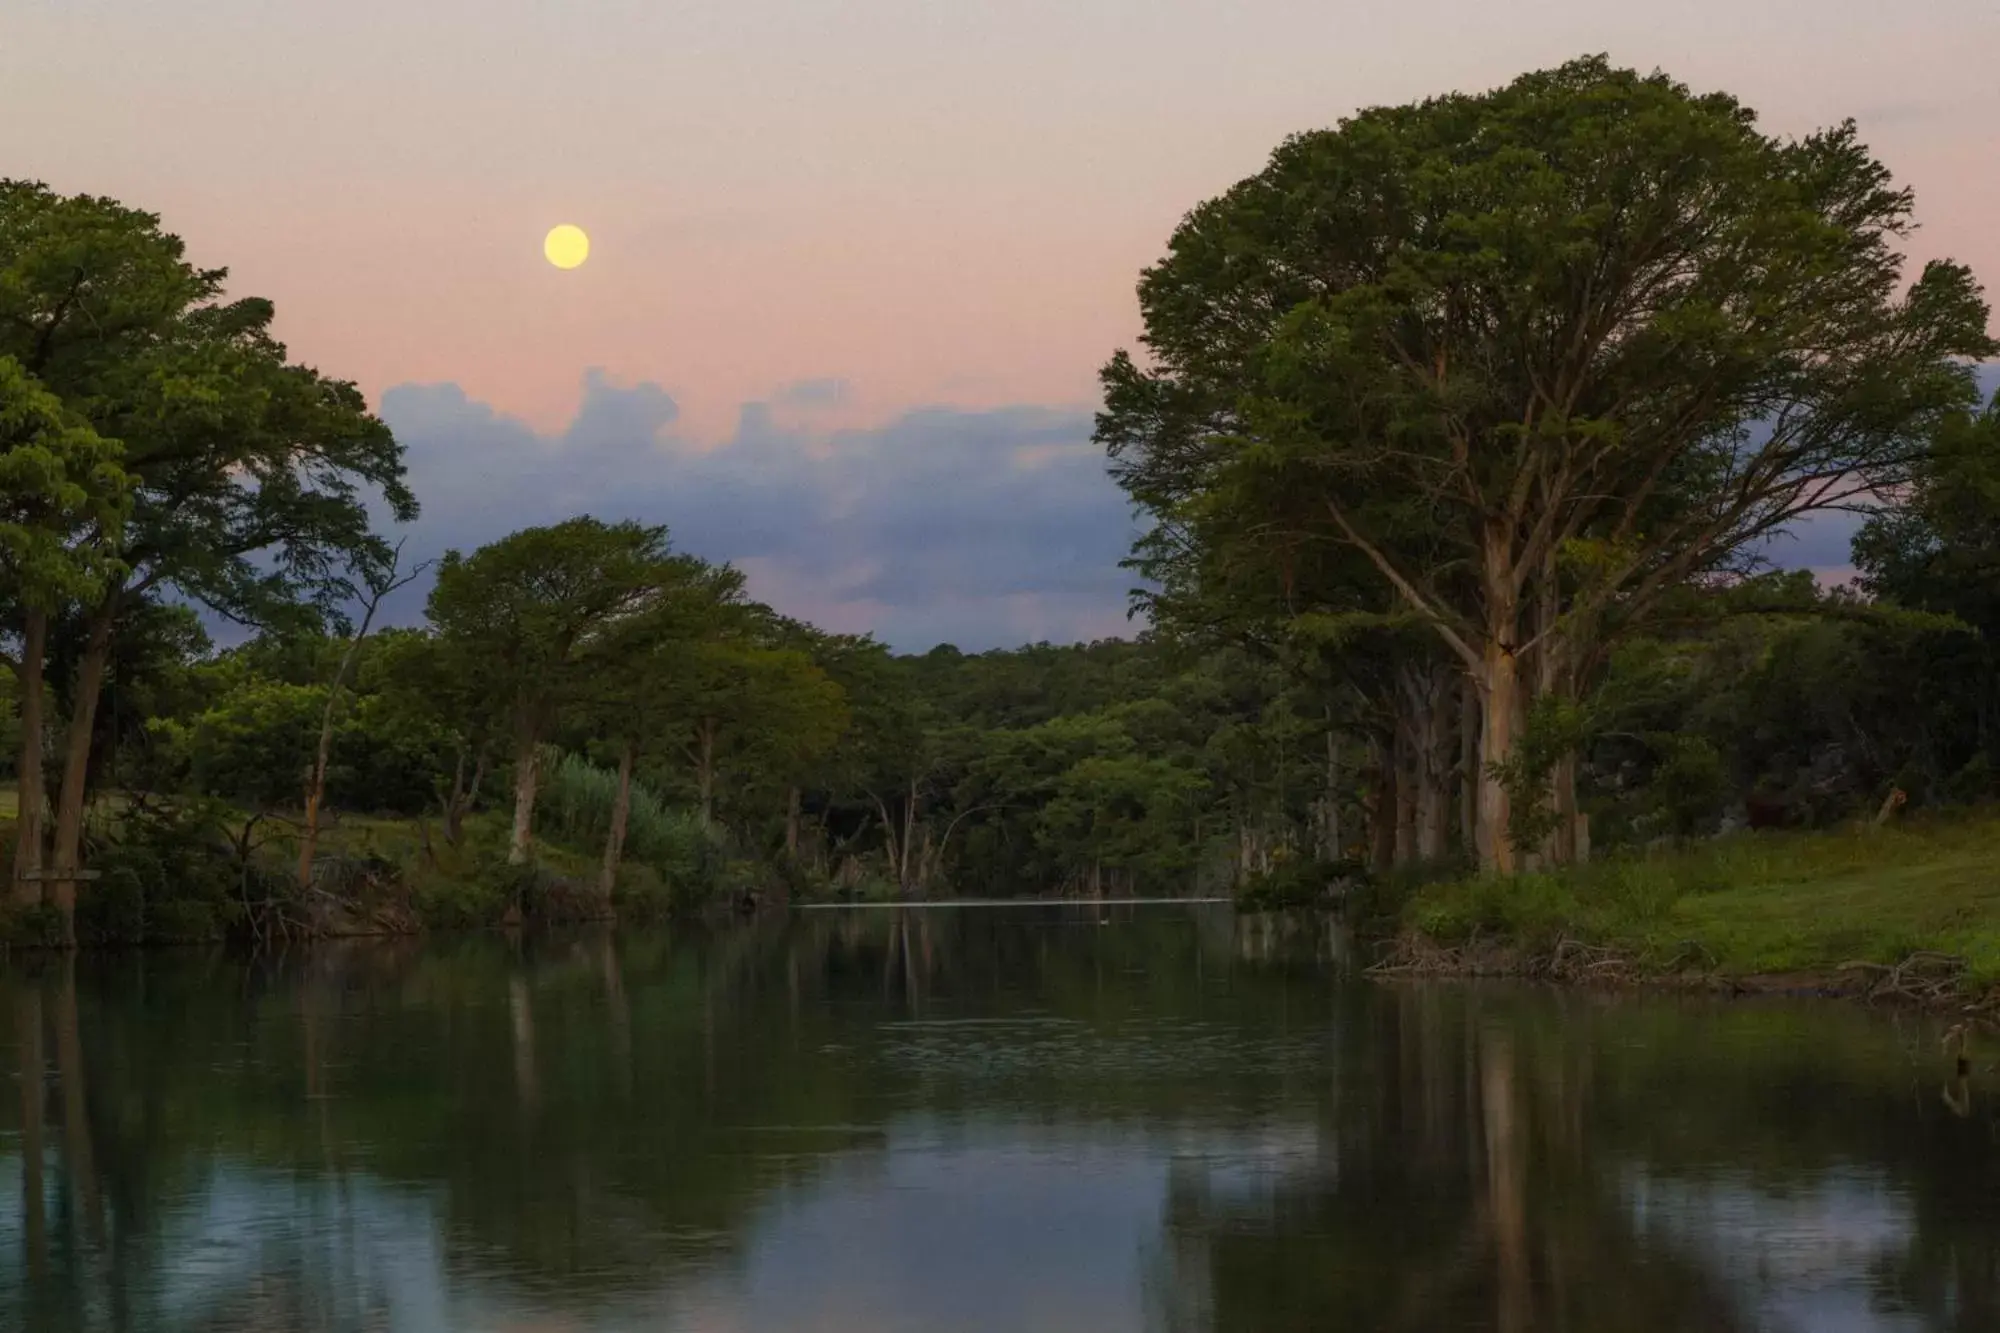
[{"xmin": 2, "ymin": 903, "xmax": 1994, "ymax": 1331}]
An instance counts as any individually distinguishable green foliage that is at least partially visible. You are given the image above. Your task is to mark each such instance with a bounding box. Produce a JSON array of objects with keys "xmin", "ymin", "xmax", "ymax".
[
  {"xmin": 0, "ymin": 353, "xmax": 130, "ymax": 606},
  {"xmin": 535, "ymin": 750, "xmax": 717, "ymax": 901},
  {"xmin": 80, "ymin": 799, "xmax": 249, "ymax": 944}
]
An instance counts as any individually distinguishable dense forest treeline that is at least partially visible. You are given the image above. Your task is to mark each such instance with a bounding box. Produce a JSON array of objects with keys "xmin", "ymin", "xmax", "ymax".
[{"xmin": 5, "ymin": 56, "xmax": 2000, "ymax": 945}]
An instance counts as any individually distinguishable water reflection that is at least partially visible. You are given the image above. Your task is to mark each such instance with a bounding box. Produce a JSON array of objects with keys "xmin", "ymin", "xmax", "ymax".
[{"xmin": 2, "ymin": 906, "xmax": 1995, "ymax": 1331}]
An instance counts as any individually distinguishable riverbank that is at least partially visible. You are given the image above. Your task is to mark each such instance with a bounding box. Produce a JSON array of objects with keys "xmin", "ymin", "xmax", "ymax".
[
  {"xmin": 1374, "ymin": 811, "xmax": 2000, "ymax": 1016},
  {"xmin": 0, "ymin": 799, "xmax": 783, "ymax": 948}
]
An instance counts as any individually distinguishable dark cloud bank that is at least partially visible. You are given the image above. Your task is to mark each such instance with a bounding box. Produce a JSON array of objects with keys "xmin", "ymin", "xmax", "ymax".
[
  {"xmin": 367, "ymin": 365, "xmax": 1998, "ymax": 653},
  {"xmin": 372, "ymin": 372, "xmax": 1144, "ymax": 653}
]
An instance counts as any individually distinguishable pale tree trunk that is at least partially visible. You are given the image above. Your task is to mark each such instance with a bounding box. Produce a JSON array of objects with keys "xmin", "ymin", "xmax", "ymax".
[
  {"xmin": 1468, "ymin": 521, "xmax": 1526, "ymax": 875},
  {"xmin": 11, "ymin": 606, "xmax": 48, "ymax": 907},
  {"xmin": 507, "ymin": 727, "xmax": 539, "ymax": 866},
  {"xmin": 1459, "ymin": 674, "xmax": 1480, "ymax": 856},
  {"xmin": 444, "ymin": 745, "xmax": 486, "ymax": 847},
  {"xmin": 1475, "ymin": 638, "xmax": 1521, "ymax": 875},
  {"xmin": 899, "ymin": 778, "xmax": 918, "ymax": 895},
  {"xmin": 49, "ymin": 602, "xmax": 117, "ymax": 943},
  {"xmin": 598, "ymin": 741, "xmax": 635, "ymax": 899}
]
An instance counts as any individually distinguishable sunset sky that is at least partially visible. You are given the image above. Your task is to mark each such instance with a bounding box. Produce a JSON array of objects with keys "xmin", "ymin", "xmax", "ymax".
[{"xmin": 6, "ymin": 1, "xmax": 1997, "ymax": 648}]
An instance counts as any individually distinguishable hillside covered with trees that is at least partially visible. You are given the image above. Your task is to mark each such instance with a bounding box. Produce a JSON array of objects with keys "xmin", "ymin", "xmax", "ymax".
[{"xmin": 4, "ymin": 58, "xmax": 2000, "ymax": 947}]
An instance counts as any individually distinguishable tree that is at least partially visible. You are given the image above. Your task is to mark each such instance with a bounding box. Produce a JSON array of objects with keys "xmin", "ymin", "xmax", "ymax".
[
  {"xmin": 1097, "ymin": 58, "xmax": 1993, "ymax": 872},
  {"xmin": 1, "ymin": 355, "xmax": 129, "ymax": 911},
  {"xmin": 1852, "ymin": 390, "xmax": 2000, "ymax": 793},
  {"xmin": 296, "ymin": 543, "xmax": 430, "ymax": 890},
  {"xmin": 571, "ymin": 556, "xmax": 747, "ymax": 896},
  {"xmin": 0, "ymin": 181, "xmax": 415, "ymax": 928},
  {"xmin": 425, "ymin": 519, "xmax": 695, "ymax": 866},
  {"xmin": 668, "ymin": 635, "xmax": 848, "ymax": 835},
  {"xmin": 363, "ymin": 628, "xmax": 503, "ymax": 845}
]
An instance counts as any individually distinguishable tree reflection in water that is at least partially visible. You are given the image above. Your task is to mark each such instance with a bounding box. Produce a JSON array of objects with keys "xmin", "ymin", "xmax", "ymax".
[{"xmin": 0, "ymin": 906, "xmax": 1995, "ymax": 1332}]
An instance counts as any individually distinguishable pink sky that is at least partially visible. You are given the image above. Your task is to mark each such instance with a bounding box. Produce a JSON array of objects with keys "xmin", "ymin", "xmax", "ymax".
[{"xmin": 6, "ymin": 1, "xmax": 1996, "ymax": 441}]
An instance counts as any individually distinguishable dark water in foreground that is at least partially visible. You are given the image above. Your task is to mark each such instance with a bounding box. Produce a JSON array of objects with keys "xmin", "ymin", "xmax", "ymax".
[{"xmin": 2, "ymin": 905, "xmax": 1996, "ymax": 1332}]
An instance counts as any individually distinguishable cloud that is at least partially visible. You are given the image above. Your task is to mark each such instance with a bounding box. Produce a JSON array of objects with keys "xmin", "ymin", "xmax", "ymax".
[
  {"xmin": 365, "ymin": 364, "xmax": 1998, "ymax": 652},
  {"xmin": 372, "ymin": 372, "xmax": 1143, "ymax": 652}
]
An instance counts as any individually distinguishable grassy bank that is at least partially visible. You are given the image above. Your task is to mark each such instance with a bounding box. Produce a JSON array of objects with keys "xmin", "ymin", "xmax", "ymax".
[{"xmin": 1386, "ymin": 810, "xmax": 2000, "ymax": 1004}]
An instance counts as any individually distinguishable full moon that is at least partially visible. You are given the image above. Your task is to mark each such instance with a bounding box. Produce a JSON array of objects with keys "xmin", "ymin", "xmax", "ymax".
[{"xmin": 543, "ymin": 224, "xmax": 590, "ymax": 270}]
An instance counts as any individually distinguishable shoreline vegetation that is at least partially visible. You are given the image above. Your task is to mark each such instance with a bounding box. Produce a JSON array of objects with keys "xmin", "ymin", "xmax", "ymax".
[
  {"xmin": 1366, "ymin": 810, "xmax": 2000, "ymax": 1018},
  {"xmin": 8, "ymin": 60, "xmax": 2000, "ymax": 1001}
]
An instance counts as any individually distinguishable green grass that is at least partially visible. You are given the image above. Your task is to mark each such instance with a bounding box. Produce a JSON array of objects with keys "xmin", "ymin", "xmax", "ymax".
[{"xmin": 1403, "ymin": 810, "xmax": 2000, "ymax": 986}]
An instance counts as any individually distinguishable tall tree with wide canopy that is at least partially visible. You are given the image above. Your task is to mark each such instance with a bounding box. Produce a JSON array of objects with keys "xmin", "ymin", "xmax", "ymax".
[
  {"xmin": 426, "ymin": 518, "xmax": 702, "ymax": 866},
  {"xmin": 1098, "ymin": 57, "xmax": 1994, "ymax": 871},
  {"xmin": 0, "ymin": 181, "xmax": 415, "ymax": 921},
  {"xmin": 1, "ymin": 357, "xmax": 129, "ymax": 908}
]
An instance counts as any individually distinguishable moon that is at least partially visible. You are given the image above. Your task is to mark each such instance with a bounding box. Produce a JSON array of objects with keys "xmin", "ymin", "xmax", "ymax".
[{"xmin": 543, "ymin": 224, "xmax": 590, "ymax": 270}]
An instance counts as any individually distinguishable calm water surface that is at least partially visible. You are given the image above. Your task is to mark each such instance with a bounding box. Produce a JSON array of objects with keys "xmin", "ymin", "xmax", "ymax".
[{"xmin": 3, "ymin": 904, "xmax": 1996, "ymax": 1331}]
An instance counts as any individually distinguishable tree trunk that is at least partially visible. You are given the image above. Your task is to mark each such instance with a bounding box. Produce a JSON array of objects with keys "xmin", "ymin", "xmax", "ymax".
[
  {"xmin": 598, "ymin": 740, "xmax": 635, "ymax": 899},
  {"xmin": 296, "ymin": 782, "xmax": 325, "ymax": 891},
  {"xmin": 786, "ymin": 785, "xmax": 802, "ymax": 861},
  {"xmin": 297, "ymin": 600, "xmax": 382, "ymax": 892},
  {"xmin": 49, "ymin": 602, "xmax": 117, "ymax": 944},
  {"xmin": 445, "ymin": 745, "xmax": 487, "ymax": 847},
  {"xmin": 11, "ymin": 606, "xmax": 48, "ymax": 907},
  {"xmin": 1475, "ymin": 639, "xmax": 1520, "ymax": 874},
  {"xmin": 443, "ymin": 746, "xmax": 468, "ymax": 846},
  {"xmin": 507, "ymin": 727, "xmax": 539, "ymax": 866},
  {"xmin": 899, "ymin": 778, "xmax": 918, "ymax": 894},
  {"xmin": 1459, "ymin": 673, "xmax": 1480, "ymax": 857}
]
